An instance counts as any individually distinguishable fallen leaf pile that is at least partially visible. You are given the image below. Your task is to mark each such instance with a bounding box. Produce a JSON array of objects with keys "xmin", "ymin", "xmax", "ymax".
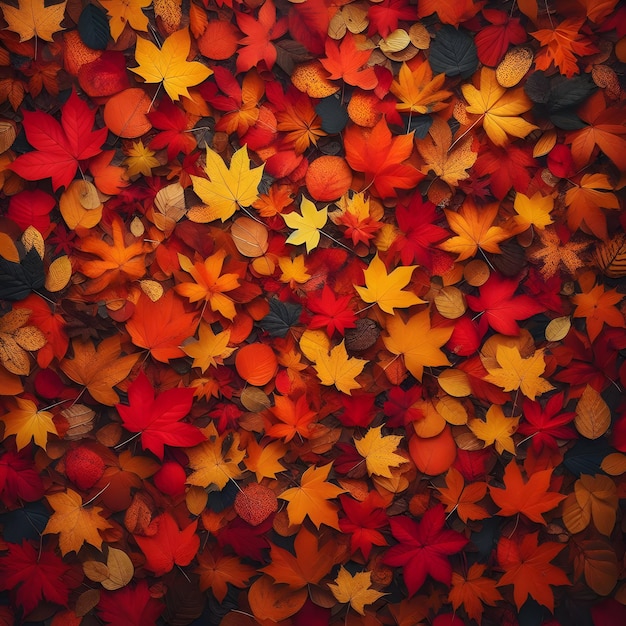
[{"xmin": 1, "ymin": 0, "xmax": 626, "ymax": 624}]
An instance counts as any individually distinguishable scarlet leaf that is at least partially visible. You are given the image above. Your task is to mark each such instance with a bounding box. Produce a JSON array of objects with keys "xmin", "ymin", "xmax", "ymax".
[
  {"xmin": 339, "ymin": 492, "xmax": 389, "ymax": 559},
  {"xmin": 98, "ymin": 581, "xmax": 164, "ymax": 626}
]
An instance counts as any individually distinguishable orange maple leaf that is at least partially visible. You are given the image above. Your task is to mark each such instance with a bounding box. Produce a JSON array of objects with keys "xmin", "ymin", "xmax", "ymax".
[
  {"xmin": 391, "ymin": 60, "xmax": 452, "ymax": 115},
  {"xmin": 490, "ymin": 460, "xmax": 566, "ymax": 525},
  {"xmin": 449, "ymin": 563, "xmax": 503, "ymax": 624},
  {"xmin": 320, "ymin": 33, "xmax": 378, "ymax": 90},
  {"xmin": 196, "ymin": 545, "xmax": 256, "ymax": 602},
  {"xmin": 264, "ymin": 393, "xmax": 318, "ymax": 443},
  {"xmin": 436, "ymin": 467, "xmax": 490, "ymax": 523}
]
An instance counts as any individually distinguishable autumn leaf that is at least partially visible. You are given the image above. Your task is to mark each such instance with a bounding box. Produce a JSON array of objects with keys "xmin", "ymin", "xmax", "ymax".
[
  {"xmin": 575, "ymin": 474, "xmax": 618, "ymax": 536},
  {"xmin": 528, "ymin": 225, "xmax": 588, "ymax": 279},
  {"xmin": 355, "ymin": 253, "xmax": 422, "ymax": 314},
  {"xmin": 185, "ymin": 422, "xmax": 245, "ymax": 490},
  {"xmin": 131, "ymin": 28, "xmax": 212, "ymax": 101},
  {"xmin": 484, "ymin": 345, "xmax": 554, "ymax": 400},
  {"xmin": 461, "ymin": 67, "xmax": 537, "ymax": 146},
  {"xmin": 328, "ymin": 567, "xmax": 386, "ymax": 616},
  {"xmin": 497, "ymin": 532, "xmax": 571, "ymax": 611},
  {"xmin": 339, "ymin": 492, "xmax": 389, "ymax": 559},
  {"xmin": 189, "ymin": 145, "xmax": 264, "ymax": 222},
  {"xmin": 43, "ymin": 488, "xmax": 113, "ymax": 555},
  {"xmin": 60, "ymin": 335, "xmax": 139, "ymax": 406},
  {"xmin": 354, "ymin": 426, "xmax": 407, "ymax": 478},
  {"xmin": 391, "ymin": 60, "xmax": 452, "ymax": 114},
  {"xmin": 243, "ymin": 437, "xmax": 286, "ymax": 481},
  {"xmin": 320, "ymin": 33, "xmax": 378, "ymax": 90},
  {"xmin": 449, "ymin": 563, "xmax": 503, "ymax": 624},
  {"xmin": 0, "ymin": 0, "xmax": 66, "ymax": 42},
  {"xmin": 383, "ymin": 309, "xmax": 453, "ymax": 381},
  {"xmin": 440, "ymin": 199, "xmax": 509, "ymax": 261},
  {"xmin": 279, "ymin": 463, "xmax": 346, "ymax": 529},
  {"xmin": 313, "ymin": 341, "xmax": 368, "ymax": 395},
  {"xmin": 517, "ymin": 393, "xmax": 576, "ymax": 453},
  {"xmin": 307, "ymin": 285, "xmax": 356, "ymax": 336},
  {"xmin": 283, "ymin": 196, "xmax": 328, "ymax": 252},
  {"xmin": 490, "ymin": 461, "xmax": 566, "ymax": 524},
  {"xmin": 436, "ymin": 467, "xmax": 490, "ymax": 524},
  {"xmin": 134, "ymin": 512, "xmax": 199, "ymax": 576},
  {"xmin": 0, "ymin": 307, "xmax": 45, "ymax": 375},
  {"xmin": 265, "ymin": 393, "xmax": 318, "ymax": 442},
  {"xmin": 196, "ymin": 546, "xmax": 256, "ymax": 602},
  {"xmin": 0, "ymin": 397, "xmax": 57, "ymax": 451},
  {"xmin": 181, "ymin": 321, "xmax": 235, "ymax": 372},
  {"xmin": 100, "ymin": 0, "xmax": 150, "ymax": 42},
  {"xmin": 512, "ymin": 191, "xmax": 554, "ymax": 231},
  {"xmin": 468, "ymin": 404, "xmax": 520, "ymax": 455}
]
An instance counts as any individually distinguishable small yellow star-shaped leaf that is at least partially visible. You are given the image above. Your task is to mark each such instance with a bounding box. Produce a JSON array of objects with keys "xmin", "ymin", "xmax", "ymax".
[
  {"xmin": 283, "ymin": 196, "xmax": 328, "ymax": 253},
  {"xmin": 354, "ymin": 426, "xmax": 407, "ymax": 478},
  {"xmin": 328, "ymin": 567, "xmax": 386, "ymax": 616},
  {"xmin": 181, "ymin": 322, "xmax": 235, "ymax": 373},
  {"xmin": 313, "ymin": 341, "xmax": 367, "ymax": 395},
  {"xmin": 0, "ymin": 397, "xmax": 57, "ymax": 450},
  {"xmin": 468, "ymin": 404, "xmax": 520, "ymax": 455}
]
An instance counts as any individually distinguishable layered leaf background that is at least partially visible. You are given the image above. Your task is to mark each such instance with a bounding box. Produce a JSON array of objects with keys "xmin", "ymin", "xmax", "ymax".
[{"xmin": 0, "ymin": 0, "xmax": 625, "ymax": 624}]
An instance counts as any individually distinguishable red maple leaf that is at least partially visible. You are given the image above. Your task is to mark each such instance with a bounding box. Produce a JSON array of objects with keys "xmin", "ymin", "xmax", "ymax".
[
  {"xmin": 148, "ymin": 98, "xmax": 197, "ymax": 162},
  {"xmin": 473, "ymin": 143, "xmax": 536, "ymax": 200},
  {"xmin": 306, "ymin": 285, "xmax": 357, "ymax": 336},
  {"xmin": 98, "ymin": 580, "xmax": 164, "ymax": 626},
  {"xmin": 134, "ymin": 512, "xmax": 200, "ymax": 576},
  {"xmin": 474, "ymin": 9, "xmax": 527, "ymax": 67},
  {"xmin": 115, "ymin": 371, "xmax": 205, "ymax": 460},
  {"xmin": 383, "ymin": 504, "xmax": 469, "ymax": 596},
  {"xmin": 517, "ymin": 392, "xmax": 577, "ymax": 453},
  {"xmin": 0, "ymin": 446, "xmax": 44, "ymax": 506},
  {"xmin": 465, "ymin": 273, "xmax": 544, "ymax": 336},
  {"xmin": 383, "ymin": 385, "xmax": 423, "ymax": 428},
  {"xmin": 320, "ymin": 33, "xmax": 378, "ymax": 90},
  {"xmin": 339, "ymin": 492, "xmax": 389, "ymax": 559},
  {"xmin": 338, "ymin": 393, "xmax": 376, "ymax": 428},
  {"xmin": 368, "ymin": 0, "xmax": 414, "ymax": 37},
  {"xmin": 0, "ymin": 542, "xmax": 70, "ymax": 615},
  {"xmin": 9, "ymin": 90, "xmax": 107, "ymax": 190}
]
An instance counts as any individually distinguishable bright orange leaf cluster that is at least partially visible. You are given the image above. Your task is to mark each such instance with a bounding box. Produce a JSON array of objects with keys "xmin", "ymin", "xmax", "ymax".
[{"xmin": 1, "ymin": 0, "xmax": 626, "ymax": 625}]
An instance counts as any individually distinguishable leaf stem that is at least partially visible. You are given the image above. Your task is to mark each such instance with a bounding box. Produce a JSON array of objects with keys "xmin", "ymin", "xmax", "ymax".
[{"xmin": 82, "ymin": 482, "xmax": 110, "ymax": 507}]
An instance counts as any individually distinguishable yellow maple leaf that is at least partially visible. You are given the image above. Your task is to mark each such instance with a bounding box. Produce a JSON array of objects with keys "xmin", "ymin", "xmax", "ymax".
[
  {"xmin": 355, "ymin": 253, "xmax": 423, "ymax": 314},
  {"xmin": 513, "ymin": 191, "xmax": 554, "ymax": 231},
  {"xmin": 390, "ymin": 60, "xmax": 452, "ymax": 114},
  {"xmin": 279, "ymin": 463, "xmax": 345, "ymax": 529},
  {"xmin": 461, "ymin": 67, "xmax": 538, "ymax": 146},
  {"xmin": 1, "ymin": 397, "xmax": 57, "ymax": 450},
  {"xmin": 131, "ymin": 28, "xmax": 212, "ymax": 101},
  {"xmin": 284, "ymin": 196, "xmax": 328, "ymax": 252},
  {"xmin": 43, "ymin": 488, "xmax": 112, "ymax": 555},
  {"xmin": 0, "ymin": 0, "xmax": 66, "ymax": 42},
  {"xmin": 313, "ymin": 341, "xmax": 367, "ymax": 395},
  {"xmin": 440, "ymin": 199, "xmax": 510, "ymax": 261},
  {"xmin": 123, "ymin": 140, "xmax": 160, "ymax": 178},
  {"xmin": 484, "ymin": 345, "xmax": 554, "ymax": 401},
  {"xmin": 354, "ymin": 426, "xmax": 407, "ymax": 478},
  {"xmin": 186, "ymin": 423, "xmax": 245, "ymax": 490},
  {"xmin": 468, "ymin": 404, "xmax": 520, "ymax": 455},
  {"xmin": 181, "ymin": 322, "xmax": 235, "ymax": 373},
  {"xmin": 383, "ymin": 309, "xmax": 453, "ymax": 381},
  {"xmin": 243, "ymin": 438, "xmax": 286, "ymax": 481},
  {"xmin": 189, "ymin": 145, "xmax": 264, "ymax": 222},
  {"xmin": 328, "ymin": 567, "xmax": 386, "ymax": 616},
  {"xmin": 99, "ymin": 0, "xmax": 150, "ymax": 42}
]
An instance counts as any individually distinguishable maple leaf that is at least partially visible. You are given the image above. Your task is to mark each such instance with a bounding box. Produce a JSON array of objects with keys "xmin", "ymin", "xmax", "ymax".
[
  {"xmin": 283, "ymin": 196, "xmax": 328, "ymax": 252},
  {"xmin": 134, "ymin": 512, "xmax": 200, "ymax": 576},
  {"xmin": 0, "ymin": 447, "xmax": 44, "ymax": 505},
  {"xmin": 186, "ymin": 422, "xmax": 245, "ymax": 490},
  {"xmin": 517, "ymin": 393, "xmax": 576, "ymax": 453},
  {"xmin": 497, "ymin": 532, "xmax": 571, "ymax": 611},
  {"xmin": 475, "ymin": 9, "xmax": 527, "ymax": 66},
  {"xmin": 465, "ymin": 273, "xmax": 544, "ymax": 335},
  {"xmin": 391, "ymin": 60, "xmax": 452, "ymax": 114},
  {"xmin": 436, "ymin": 467, "xmax": 490, "ymax": 524},
  {"xmin": 417, "ymin": 0, "xmax": 483, "ymax": 23},
  {"xmin": 261, "ymin": 525, "xmax": 338, "ymax": 589},
  {"xmin": 97, "ymin": 581, "xmax": 164, "ymax": 626},
  {"xmin": 0, "ymin": 0, "xmax": 66, "ymax": 42},
  {"xmin": 279, "ymin": 462, "xmax": 346, "ymax": 529},
  {"xmin": 484, "ymin": 345, "xmax": 554, "ymax": 401},
  {"xmin": 468, "ymin": 404, "xmax": 520, "ymax": 455},
  {"xmin": 449, "ymin": 563, "xmax": 503, "ymax": 624},
  {"xmin": 344, "ymin": 119, "xmax": 424, "ymax": 198},
  {"xmin": 115, "ymin": 372, "xmax": 204, "ymax": 460},
  {"xmin": 461, "ymin": 67, "xmax": 537, "ymax": 146},
  {"xmin": 9, "ymin": 90, "xmax": 107, "ymax": 191},
  {"xmin": 528, "ymin": 226, "xmax": 587, "ymax": 279},
  {"xmin": 307, "ymin": 285, "xmax": 356, "ymax": 336},
  {"xmin": 417, "ymin": 116, "xmax": 478, "ymax": 187},
  {"xmin": 181, "ymin": 321, "xmax": 235, "ymax": 372},
  {"xmin": 572, "ymin": 273, "xmax": 624, "ymax": 343},
  {"xmin": 147, "ymin": 97, "xmax": 197, "ymax": 162},
  {"xmin": 354, "ymin": 426, "xmax": 407, "ymax": 478},
  {"xmin": 1, "ymin": 397, "xmax": 56, "ymax": 450},
  {"xmin": 211, "ymin": 67, "xmax": 263, "ymax": 135},
  {"xmin": 320, "ymin": 33, "xmax": 378, "ymax": 90},
  {"xmin": 265, "ymin": 393, "xmax": 318, "ymax": 442},
  {"xmin": 313, "ymin": 341, "xmax": 368, "ymax": 395},
  {"xmin": 235, "ymin": 0, "xmax": 289, "ymax": 73},
  {"xmin": 329, "ymin": 567, "xmax": 386, "ymax": 616},
  {"xmin": 368, "ymin": 0, "xmax": 414, "ymax": 37},
  {"xmin": 339, "ymin": 492, "xmax": 389, "ymax": 559},
  {"xmin": 175, "ymin": 248, "xmax": 241, "ymax": 320},
  {"xmin": 383, "ymin": 309, "xmax": 453, "ymax": 381},
  {"xmin": 131, "ymin": 28, "xmax": 212, "ymax": 101},
  {"xmin": 100, "ymin": 0, "xmax": 150, "ymax": 42},
  {"xmin": 43, "ymin": 488, "xmax": 113, "ymax": 555},
  {"xmin": 512, "ymin": 191, "xmax": 554, "ymax": 231},
  {"xmin": 243, "ymin": 437, "xmax": 286, "ymax": 481},
  {"xmin": 384, "ymin": 505, "xmax": 469, "ymax": 596},
  {"xmin": 196, "ymin": 546, "xmax": 256, "ymax": 602},
  {"xmin": 564, "ymin": 173, "xmax": 620, "ymax": 241},
  {"xmin": 531, "ymin": 18, "xmax": 597, "ymax": 78},
  {"xmin": 440, "ymin": 199, "xmax": 509, "ymax": 261},
  {"xmin": 189, "ymin": 145, "xmax": 264, "ymax": 222},
  {"xmin": 490, "ymin": 461, "xmax": 566, "ymax": 524},
  {"xmin": 0, "ymin": 542, "xmax": 70, "ymax": 615},
  {"xmin": 330, "ymin": 191, "xmax": 384, "ymax": 247},
  {"xmin": 355, "ymin": 253, "xmax": 422, "ymax": 314},
  {"xmin": 60, "ymin": 335, "xmax": 139, "ymax": 406}
]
